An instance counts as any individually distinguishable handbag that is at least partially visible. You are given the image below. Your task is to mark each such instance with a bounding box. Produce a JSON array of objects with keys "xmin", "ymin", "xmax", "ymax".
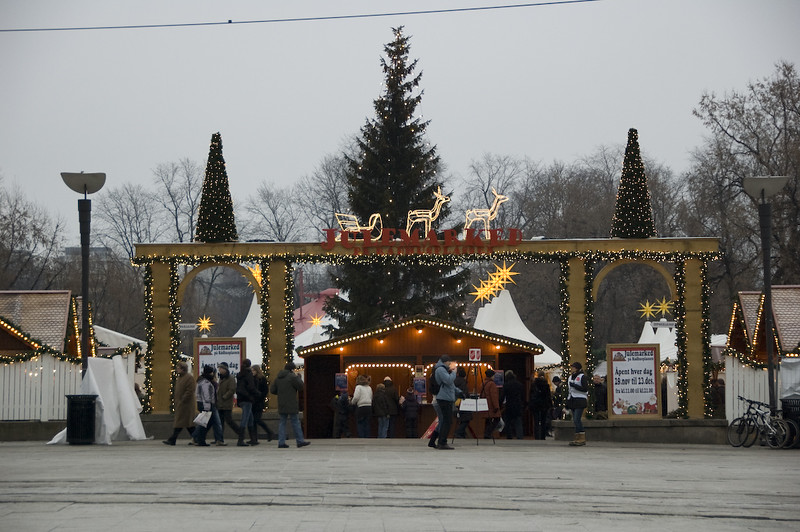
[{"xmin": 193, "ymin": 411, "xmax": 212, "ymax": 426}]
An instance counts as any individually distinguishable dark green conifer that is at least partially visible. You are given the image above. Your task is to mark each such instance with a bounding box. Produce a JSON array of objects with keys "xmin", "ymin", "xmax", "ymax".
[
  {"xmin": 611, "ymin": 128, "xmax": 657, "ymax": 238},
  {"xmin": 195, "ymin": 132, "xmax": 238, "ymax": 243},
  {"xmin": 325, "ymin": 27, "xmax": 470, "ymax": 335}
]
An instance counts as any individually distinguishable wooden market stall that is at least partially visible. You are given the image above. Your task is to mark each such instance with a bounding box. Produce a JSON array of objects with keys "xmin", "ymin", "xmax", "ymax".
[{"xmin": 297, "ymin": 315, "xmax": 544, "ymax": 438}]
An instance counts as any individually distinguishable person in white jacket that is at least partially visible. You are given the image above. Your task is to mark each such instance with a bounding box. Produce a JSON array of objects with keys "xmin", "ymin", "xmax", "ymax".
[{"xmin": 350, "ymin": 375, "xmax": 373, "ymax": 438}]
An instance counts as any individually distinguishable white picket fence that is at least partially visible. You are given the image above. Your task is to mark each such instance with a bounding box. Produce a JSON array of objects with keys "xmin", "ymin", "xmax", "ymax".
[
  {"xmin": 0, "ymin": 353, "xmax": 136, "ymax": 421},
  {"xmin": 725, "ymin": 355, "xmax": 775, "ymax": 420}
]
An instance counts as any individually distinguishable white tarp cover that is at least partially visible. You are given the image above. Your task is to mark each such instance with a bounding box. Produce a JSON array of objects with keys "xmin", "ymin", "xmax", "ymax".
[
  {"xmin": 781, "ymin": 357, "xmax": 800, "ymax": 397},
  {"xmin": 48, "ymin": 356, "xmax": 147, "ymax": 445},
  {"xmin": 473, "ymin": 290, "xmax": 561, "ymax": 366}
]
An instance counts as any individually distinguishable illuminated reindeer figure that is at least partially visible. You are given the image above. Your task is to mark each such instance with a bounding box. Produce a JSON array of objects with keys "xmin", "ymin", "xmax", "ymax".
[
  {"xmin": 464, "ymin": 188, "xmax": 509, "ymax": 237},
  {"xmin": 335, "ymin": 212, "xmax": 383, "ymax": 240},
  {"xmin": 406, "ymin": 187, "xmax": 450, "ymax": 235}
]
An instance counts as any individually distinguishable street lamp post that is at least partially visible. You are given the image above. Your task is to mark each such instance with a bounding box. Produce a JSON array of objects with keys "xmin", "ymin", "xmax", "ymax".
[
  {"xmin": 742, "ymin": 175, "xmax": 788, "ymax": 413},
  {"xmin": 61, "ymin": 172, "xmax": 106, "ymax": 375}
]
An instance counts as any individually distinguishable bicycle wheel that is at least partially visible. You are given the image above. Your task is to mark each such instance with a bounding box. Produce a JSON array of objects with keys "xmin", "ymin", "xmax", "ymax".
[
  {"xmin": 727, "ymin": 417, "xmax": 751, "ymax": 447},
  {"xmin": 765, "ymin": 419, "xmax": 789, "ymax": 449},
  {"xmin": 741, "ymin": 418, "xmax": 759, "ymax": 447},
  {"xmin": 782, "ymin": 418, "xmax": 800, "ymax": 449}
]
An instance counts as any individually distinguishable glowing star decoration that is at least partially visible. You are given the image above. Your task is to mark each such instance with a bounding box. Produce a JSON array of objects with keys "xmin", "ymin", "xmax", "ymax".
[
  {"xmin": 464, "ymin": 188, "xmax": 509, "ymax": 238},
  {"xmin": 246, "ymin": 264, "xmax": 262, "ymax": 291},
  {"xmin": 309, "ymin": 313, "xmax": 323, "ymax": 327},
  {"xmin": 493, "ymin": 260, "xmax": 519, "ymax": 286},
  {"xmin": 638, "ymin": 300, "xmax": 657, "ymax": 320},
  {"xmin": 471, "ymin": 261, "xmax": 520, "ymax": 303},
  {"xmin": 197, "ymin": 315, "xmax": 214, "ymax": 333},
  {"xmin": 334, "ymin": 212, "xmax": 383, "ymax": 241},
  {"xmin": 655, "ymin": 297, "xmax": 674, "ymax": 317},
  {"xmin": 406, "ymin": 187, "xmax": 450, "ymax": 235}
]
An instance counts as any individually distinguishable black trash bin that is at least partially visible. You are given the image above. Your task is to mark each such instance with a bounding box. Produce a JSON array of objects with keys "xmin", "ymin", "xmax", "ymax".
[
  {"xmin": 66, "ymin": 394, "xmax": 97, "ymax": 445},
  {"xmin": 781, "ymin": 394, "xmax": 800, "ymax": 449}
]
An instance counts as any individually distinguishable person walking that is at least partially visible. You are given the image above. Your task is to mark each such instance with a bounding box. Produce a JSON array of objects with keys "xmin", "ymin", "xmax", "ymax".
[
  {"xmin": 236, "ymin": 358, "xmax": 258, "ymax": 446},
  {"xmin": 433, "ymin": 354, "xmax": 457, "ymax": 450},
  {"xmin": 251, "ymin": 365, "xmax": 276, "ymax": 444},
  {"xmin": 481, "ymin": 369, "xmax": 501, "ymax": 439},
  {"xmin": 372, "ymin": 383, "xmax": 391, "ymax": 438},
  {"xmin": 567, "ymin": 362, "xmax": 589, "ymax": 446},
  {"xmin": 453, "ymin": 366, "xmax": 473, "ymax": 439},
  {"xmin": 216, "ymin": 362, "xmax": 247, "ymax": 447},
  {"xmin": 191, "ymin": 365, "xmax": 217, "ymax": 446},
  {"xmin": 162, "ymin": 361, "xmax": 196, "ymax": 445},
  {"xmin": 269, "ymin": 361, "xmax": 310, "ymax": 448},
  {"xmin": 383, "ymin": 377, "xmax": 400, "ymax": 438},
  {"xmin": 529, "ymin": 371, "xmax": 553, "ymax": 440},
  {"xmin": 350, "ymin": 374, "xmax": 373, "ymax": 438}
]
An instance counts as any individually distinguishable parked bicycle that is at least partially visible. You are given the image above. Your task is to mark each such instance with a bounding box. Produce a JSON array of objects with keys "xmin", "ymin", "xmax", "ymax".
[{"xmin": 727, "ymin": 396, "xmax": 797, "ymax": 449}]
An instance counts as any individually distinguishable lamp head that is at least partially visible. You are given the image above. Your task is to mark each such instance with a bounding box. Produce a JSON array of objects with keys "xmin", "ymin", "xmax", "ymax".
[
  {"xmin": 743, "ymin": 176, "xmax": 788, "ymax": 204},
  {"xmin": 61, "ymin": 172, "xmax": 106, "ymax": 197}
]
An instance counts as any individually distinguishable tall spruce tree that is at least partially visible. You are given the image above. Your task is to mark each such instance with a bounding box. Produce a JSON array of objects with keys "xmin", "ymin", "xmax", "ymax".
[
  {"xmin": 325, "ymin": 27, "xmax": 470, "ymax": 335},
  {"xmin": 195, "ymin": 132, "xmax": 239, "ymax": 243},
  {"xmin": 610, "ymin": 128, "xmax": 657, "ymax": 238}
]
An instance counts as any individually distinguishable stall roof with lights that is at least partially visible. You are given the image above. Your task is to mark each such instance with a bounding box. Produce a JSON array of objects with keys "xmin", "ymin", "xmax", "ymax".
[
  {"xmin": 297, "ymin": 314, "xmax": 544, "ymax": 359},
  {"xmin": 726, "ymin": 286, "xmax": 800, "ymax": 363}
]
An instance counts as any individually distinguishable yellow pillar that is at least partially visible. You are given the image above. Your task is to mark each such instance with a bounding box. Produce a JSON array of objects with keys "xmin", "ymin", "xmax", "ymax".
[
  {"xmin": 684, "ymin": 258, "xmax": 706, "ymax": 419},
  {"xmin": 566, "ymin": 257, "xmax": 588, "ymax": 370},
  {"xmin": 265, "ymin": 259, "xmax": 289, "ymax": 409},
  {"xmin": 150, "ymin": 262, "xmax": 174, "ymax": 414}
]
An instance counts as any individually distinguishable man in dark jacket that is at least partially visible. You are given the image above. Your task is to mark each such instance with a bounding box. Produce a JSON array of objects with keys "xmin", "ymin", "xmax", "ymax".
[
  {"xmin": 501, "ymin": 370, "xmax": 525, "ymax": 439},
  {"xmin": 269, "ymin": 361, "xmax": 310, "ymax": 448},
  {"xmin": 217, "ymin": 362, "xmax": 247, "ymax": 446},
  {"xmin": 383, "ymin": 377, "xmax": 400, "ymax": 438},
  {"xmin": 236, "ymin": 358, "xmax": 258, "ymax": 445}
]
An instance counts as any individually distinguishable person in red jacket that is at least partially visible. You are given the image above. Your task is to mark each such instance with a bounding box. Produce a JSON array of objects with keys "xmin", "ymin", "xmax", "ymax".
[{"xmin": 481, "ymin": 369, "xmax": 501, "ymax": 439}]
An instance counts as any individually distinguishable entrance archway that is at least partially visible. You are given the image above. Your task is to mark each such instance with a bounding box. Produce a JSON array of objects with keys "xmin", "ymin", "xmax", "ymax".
[{"xmin": 133, "ymin": 237, "xmax": 718, "ymax": 419}]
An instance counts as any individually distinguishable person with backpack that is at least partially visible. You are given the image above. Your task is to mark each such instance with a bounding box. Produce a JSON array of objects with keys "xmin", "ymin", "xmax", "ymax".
[{"xmin": 432, "ymin": 354, "xmax": 457, "ymax": 450}]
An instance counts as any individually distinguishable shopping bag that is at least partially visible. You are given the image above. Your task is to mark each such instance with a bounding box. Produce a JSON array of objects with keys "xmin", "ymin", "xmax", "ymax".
[{"xmin": 193, "ymin": 411, "xmax": 211, "ymax": 426}]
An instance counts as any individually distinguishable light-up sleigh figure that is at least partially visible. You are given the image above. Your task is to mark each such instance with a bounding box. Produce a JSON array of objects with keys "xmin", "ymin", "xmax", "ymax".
[
  {"xmin": 464, "ymin": 188, "xmax": 509, "ymax": 237},
  {"xmin": 406, "ymin": 187, "xmax": 450, "ymax": 235},
  {"xmin": 335, "ymin": 212, "xmax": 383, "ymax": 240}
]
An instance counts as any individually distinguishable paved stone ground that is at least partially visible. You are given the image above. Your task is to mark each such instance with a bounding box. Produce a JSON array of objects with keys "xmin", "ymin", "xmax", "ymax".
[{"xmin": 0, "ymin": 438, "xmax": 797, "ymax": 531}]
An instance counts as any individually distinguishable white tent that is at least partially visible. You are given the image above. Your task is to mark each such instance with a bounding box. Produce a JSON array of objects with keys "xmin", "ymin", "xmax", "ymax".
[
  {"xmin": 232, "ymin": 294, "xmax": 264, "ymax": 366},
  {"xmin": 473, "ymin": 290, "xmax": 562, "ymax": 366}
]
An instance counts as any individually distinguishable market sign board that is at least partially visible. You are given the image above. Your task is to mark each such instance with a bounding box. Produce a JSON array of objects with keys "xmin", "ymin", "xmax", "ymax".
[
  {"xmin": 193, "ymin": 337, "xmax": 246, "ymax": 377},
  {"xmin": 607, "ymin": 343, "xmax": 660, "ymax": 419}
]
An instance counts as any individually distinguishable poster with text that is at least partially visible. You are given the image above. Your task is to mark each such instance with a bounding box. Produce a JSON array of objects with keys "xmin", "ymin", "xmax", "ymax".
[
  {"xmin": 335, "ymin": 373, "xmax": 348, "ymax": 393},
  {"xmin": 194, "ymin": 337, "xmax": 245, "ymax": 377},
  {"xmin": 608, "ymin": 344, "xmax": 660, "ymax": 418}
]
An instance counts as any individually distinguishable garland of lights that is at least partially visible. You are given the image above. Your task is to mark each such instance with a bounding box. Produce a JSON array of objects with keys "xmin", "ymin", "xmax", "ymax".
[
  {"xmin": 558, "ymin": 259, "xmax": 570, "ymax": 383},
  {"xmin": 168, "ymin": 261, "xmax": 181, "ymax": 414},
  {"xmin": 259, "ymin": 259, "xmax": 270, "ymax": 399},
  {"xmin": 700, "ymin": 260, "xmax": 714, "ymax": 418},
  {"xmin": 141, "ymin": 265, "xmax": 155, "ymax": 413},
  {"xmin": 584, "ymin": 259, "xmax": 597, "ymax": 416},
  {"xmin": 673, "ymin": 261, "xmax": 688, "ymax": 418},
  {"xmin": 284, "ymin": 263, "xmax": 295, "ymax": 365}
]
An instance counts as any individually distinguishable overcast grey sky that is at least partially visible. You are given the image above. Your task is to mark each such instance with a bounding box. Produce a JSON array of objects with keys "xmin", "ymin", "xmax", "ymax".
[{"xmin": 2, "ymin": 0, "xmax": 799, "ymax": 240}]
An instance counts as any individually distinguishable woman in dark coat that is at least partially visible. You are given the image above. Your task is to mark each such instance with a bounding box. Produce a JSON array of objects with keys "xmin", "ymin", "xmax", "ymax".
[
  {"xmin": 529, "ymin": 371, "xmax": 553, "ymax": 440},
  {"xmin": 454, "ymin": 366, "xmax": 473, "ymax": 438}
]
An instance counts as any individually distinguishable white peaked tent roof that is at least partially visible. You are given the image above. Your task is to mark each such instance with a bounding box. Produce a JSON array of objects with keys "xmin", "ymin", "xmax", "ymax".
[
  {"xmin": 233, "ymin": 293, "xmax": 338, "ymax": 367},
  {"xmin": 473, "ymin": 290, "xmax": 561, "ymax": 366},
  {"xmin": 232, "ymin": 294, "xmax": 265, "ymax": 366},
  {"xmin": 94, "ymin": 325, "xmax": 145, "ymax": 349}
]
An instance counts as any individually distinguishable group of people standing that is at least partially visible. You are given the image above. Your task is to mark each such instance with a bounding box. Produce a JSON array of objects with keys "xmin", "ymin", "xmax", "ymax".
[
  {"xmin": 163, "ymin": 359, "xmax": 309, "ymax": 449},
  {"xmin": 344, "ymin": 375, "xmax": 406, "ymax": 438}
]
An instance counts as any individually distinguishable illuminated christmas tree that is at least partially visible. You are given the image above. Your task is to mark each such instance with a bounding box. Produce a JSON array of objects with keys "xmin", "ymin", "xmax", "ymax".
[
  {"xmin": 195, "ymin": 132, "xmax": 238, "ymax": 243},
  {"xmin": 325, "ymin": 27, "xmax": 470, "ymax": 335},
  {"xmin": 611, "ymin": 128, "xmax": 657, "ymax": 238}
]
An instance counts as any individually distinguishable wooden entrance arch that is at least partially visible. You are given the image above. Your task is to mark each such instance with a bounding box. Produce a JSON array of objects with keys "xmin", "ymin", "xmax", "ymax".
[{"xmin": 133, "ymin": 237, "xmax": 718, "ymax": 418}]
